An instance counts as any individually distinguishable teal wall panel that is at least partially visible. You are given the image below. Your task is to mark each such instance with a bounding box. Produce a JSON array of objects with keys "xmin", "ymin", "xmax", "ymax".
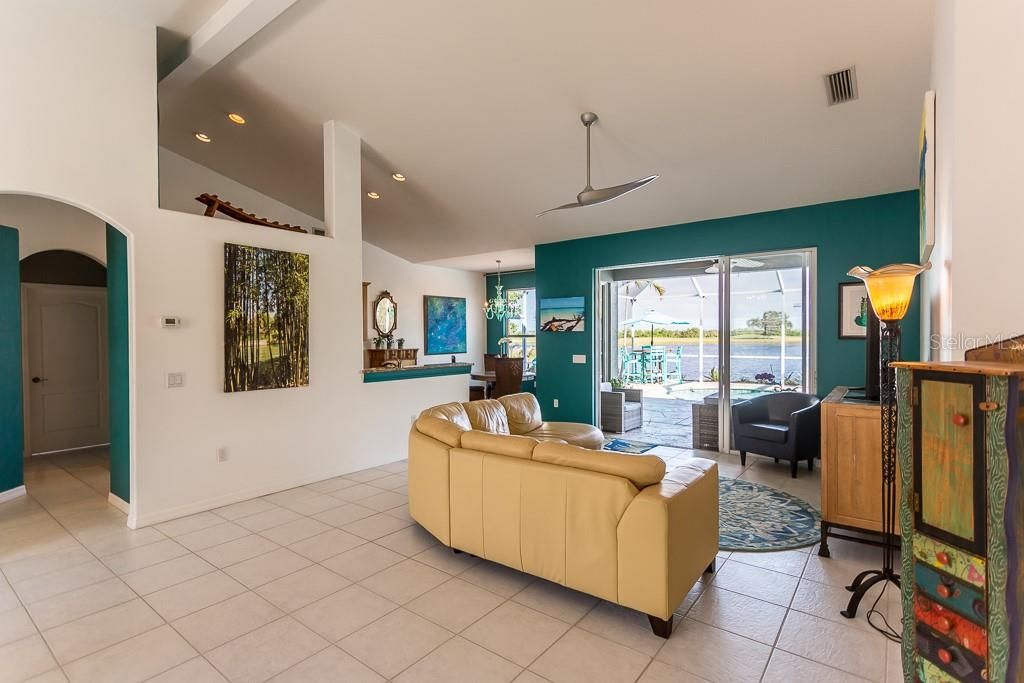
[
  {"xmin": 106, "ymin": 225, "xmax": 130, "ymax": 503},
  {"xmin": 0, "ymin": 227, "xmax": 24, "ymax": 493},
  {"xmin": 534, "ymin": 191, "xmax": 921, "ymax": 424}
]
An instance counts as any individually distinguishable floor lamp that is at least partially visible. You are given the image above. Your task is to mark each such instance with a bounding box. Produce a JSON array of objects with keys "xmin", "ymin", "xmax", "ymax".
[{"xmin": 841, "ymin": 262, "xmax": 930, "ymax": 636}]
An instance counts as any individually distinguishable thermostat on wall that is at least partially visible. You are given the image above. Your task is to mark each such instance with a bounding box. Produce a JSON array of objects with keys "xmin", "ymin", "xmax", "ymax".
[{"xmin": 161, "ymin": 316, "xmax": 181, "ymax": 328}]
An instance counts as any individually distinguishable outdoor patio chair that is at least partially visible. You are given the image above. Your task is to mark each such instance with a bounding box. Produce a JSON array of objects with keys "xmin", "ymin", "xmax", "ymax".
[
  {"xmin": 621, "ymin": 352, "xmax": 644, "ymax": 384},
  {"xmin": 600, "ymin": 382, "xmax": 644, "ymax": 433},
  {"xmin": 731, "ymin": 392, "xmax": 820, "ymax": 478}
]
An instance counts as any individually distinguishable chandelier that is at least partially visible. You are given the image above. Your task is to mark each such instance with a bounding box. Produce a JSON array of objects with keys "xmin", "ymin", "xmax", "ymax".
[{"xmin": 483, "ymin": 260, "xmax": 523, "ymax": 321}]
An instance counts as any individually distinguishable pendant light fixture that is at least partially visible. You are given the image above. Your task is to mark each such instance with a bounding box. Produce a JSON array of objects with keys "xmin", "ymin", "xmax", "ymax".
[{"xmin": 483, "ymin": 260, "xmax": 523, "ymax": 321}]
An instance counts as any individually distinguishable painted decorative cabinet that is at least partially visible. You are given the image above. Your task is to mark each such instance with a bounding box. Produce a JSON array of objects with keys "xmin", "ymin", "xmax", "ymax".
[{"xmin": 895, "ymin": 351, "xmax": 1024, "ymax": 683}]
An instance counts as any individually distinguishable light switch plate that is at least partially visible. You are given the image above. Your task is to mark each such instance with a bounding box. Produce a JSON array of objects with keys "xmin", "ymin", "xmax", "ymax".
[
  {"xmin": 167, "ymin": 372, "xmax": 185, "ymax": 388},
  {"xmin": 572, "ymin": 355, "xmax": 586, "ymax": 364}
]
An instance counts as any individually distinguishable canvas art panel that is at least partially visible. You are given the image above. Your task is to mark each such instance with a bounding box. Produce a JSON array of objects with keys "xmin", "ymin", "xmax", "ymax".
[
  {"xmin": 540, "ymin": 296, "xmax": 585, "ymax": 332},
  {"xmin": 424, "ymin": 295, "xmax": 467, "ymax": 355},
  {"xmin": 224, "ymin": 243, "xmax": 309, "ymax": 392},
  {"xmin": 838, "ymin": 282, "xmax": 869, "ymax": 339},
  {"xmin": 919, "ymin": 90, "xmax": 936, "ymax": 262}
]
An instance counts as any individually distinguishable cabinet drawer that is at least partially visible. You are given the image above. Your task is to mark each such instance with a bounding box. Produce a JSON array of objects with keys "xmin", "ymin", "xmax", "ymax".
[
  {"xmin": 913, "ymin": 535, "xmax": 986, "ymax": 589},
  {"xmin": 915, "ymin": 623, "xmax": 988, "ymax": 683},
  {"xmin": 914, "ymin": 563, "xmax": 986, "ymax": 624},
  {"xmin": 914, "ymin": 594, "xmax": 987, "ymax": 658}
]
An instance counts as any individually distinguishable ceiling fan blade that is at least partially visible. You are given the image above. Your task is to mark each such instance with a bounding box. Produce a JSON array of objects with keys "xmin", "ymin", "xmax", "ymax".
[
  {"xmin": 536, "ymin": 201, "xmax": 583, "ymax": 217},
  {"xmin": 578, "ymin": 175, "xmax": 659, "ymax": 207}
]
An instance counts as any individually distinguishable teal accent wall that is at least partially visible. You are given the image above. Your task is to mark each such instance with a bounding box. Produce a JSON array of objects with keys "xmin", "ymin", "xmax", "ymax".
[
  {"xmin": 0, "ymin": 227, "xmax": 24, "ymax": 494},
  {"xmin": 363, "ymin": 364, "xmax": 471, "ymax": 382},
  {"xmin": 106, "ymin": 225, "xmax": 130, "ymax": 503},
  {"xmin": 535, "ymin": 191, "xmax": 921, "ymax": 424},
  {"xmin": 484, "ymin": 269, "xmax": 536, "ymax": 354}
]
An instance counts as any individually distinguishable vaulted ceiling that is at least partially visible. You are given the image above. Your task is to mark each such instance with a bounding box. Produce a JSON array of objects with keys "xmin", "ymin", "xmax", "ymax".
[{"xmin": 158, "ymin": 0, "xmax": 933, "ymax": 271}]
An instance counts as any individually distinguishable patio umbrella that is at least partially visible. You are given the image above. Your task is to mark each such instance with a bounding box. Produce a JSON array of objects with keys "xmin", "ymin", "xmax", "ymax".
[{"xmin": 619, "ymin": 311, "xmax": 690, "ymax": 347}]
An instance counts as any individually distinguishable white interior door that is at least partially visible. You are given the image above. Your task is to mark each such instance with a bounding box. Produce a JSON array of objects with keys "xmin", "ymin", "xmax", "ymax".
[{"xmin": 23, "ymin": 284, "xmax": 109, "ymax": 454}]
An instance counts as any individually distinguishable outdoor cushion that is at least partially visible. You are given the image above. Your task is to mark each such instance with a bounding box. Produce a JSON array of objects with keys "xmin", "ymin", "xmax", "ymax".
[{"xmin": 737, "ymin": 421, "xmax": 789, "ymax": 444}]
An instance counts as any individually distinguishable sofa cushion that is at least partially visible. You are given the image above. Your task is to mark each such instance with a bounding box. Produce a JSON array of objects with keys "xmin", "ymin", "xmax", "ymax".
[
  {"xmin": 623, "ymin": 402, "xmax": 643, "ymax": 414},
  {"xmin": 736, "ymin": 421, "xmax": 789, "ymax": 444},
  {"xmin": 460, "ymin": 430, "xmax": 538, "ymax": 459},
  {"xmin": 527, "ymin": 422, "xmax": 604, "ymax": 450},
  {"xmin": 497, "ymin": 393, "xmax": 544, "ymax": 434},
  {"xmin": 533, "ymin": 441, "xmax": 665, "ymax": 488},
  {"xmin": 414, "ymin": 415, "xmax": 466, "ymax": 448},
  {"xmin": 420, "ymin": 402, "xmax": 472, "ymax": 431},
  {"xmin": 462, "ymin": 399, "xmax": 510, "ymax": 434}
]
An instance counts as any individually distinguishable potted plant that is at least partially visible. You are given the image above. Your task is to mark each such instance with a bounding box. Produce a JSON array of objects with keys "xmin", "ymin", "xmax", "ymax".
[
  {"xmin": 386, "ymin": 336, "xmax": 395, "ymax": 350},
  {"xmin": 397, "ymin": 338, "xmax": 405, "ymax": 349},
  {"xmin": 372, "ymin": 337, "xmax": 383, "ymax": 349}
]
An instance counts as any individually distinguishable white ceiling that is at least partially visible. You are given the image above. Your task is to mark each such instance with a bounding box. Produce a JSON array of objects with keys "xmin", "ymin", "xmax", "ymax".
[{"xmin": 158, "ymin": 0, "xmax": 933, "ymax": 271}]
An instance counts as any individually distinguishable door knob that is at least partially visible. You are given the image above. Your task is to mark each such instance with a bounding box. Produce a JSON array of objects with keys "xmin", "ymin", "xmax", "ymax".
[{"xmin": 31, "ymin": 376, "xmax": 47, "ymax": 383}]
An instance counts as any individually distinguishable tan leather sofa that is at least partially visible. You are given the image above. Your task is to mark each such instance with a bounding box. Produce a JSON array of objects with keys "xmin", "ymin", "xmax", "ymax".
[{"xmin": 408, "ymin": 393, "xmax": 719, "ymax": 637}]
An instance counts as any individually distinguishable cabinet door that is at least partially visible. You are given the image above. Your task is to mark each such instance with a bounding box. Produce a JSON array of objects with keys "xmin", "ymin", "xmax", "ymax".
[
  {"xmin": 913, "ymin": 372, "xmax": 987, "ymax": 556},
  {"xmin": 830, "ymin": 406, "xmax": 884, "ymax": 530}
]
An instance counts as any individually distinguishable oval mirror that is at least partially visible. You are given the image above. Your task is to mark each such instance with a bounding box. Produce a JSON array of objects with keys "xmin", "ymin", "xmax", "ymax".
[{"xmin": 373, "ymin": 291, "xmax": 398, "ymax": 337}]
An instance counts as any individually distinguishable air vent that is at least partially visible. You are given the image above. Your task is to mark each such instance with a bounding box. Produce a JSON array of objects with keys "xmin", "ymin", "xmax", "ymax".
[{"xmin": 824, "ymin": 66, "xmax": 858, "ymax": 106}]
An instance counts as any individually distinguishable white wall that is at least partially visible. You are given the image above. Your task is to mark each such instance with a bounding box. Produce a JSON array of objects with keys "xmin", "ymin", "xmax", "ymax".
[
  {"xmin": 0, "ymin": 195, "xmax": 106, "ymax": 262},
  {"xmin": 363, "ymin": 242, "xmax": 484, "ymax": 362},
  {"xmin": 0, "ymin": 2, "xmax": 482, "ymax": 525},
  {"xmin": 158, "ymin": 147, "xmax": 325, "ymax": 233},
  {"xmin": 926, "ymin": 0, "xmax": 1024, "ymax": 359}
]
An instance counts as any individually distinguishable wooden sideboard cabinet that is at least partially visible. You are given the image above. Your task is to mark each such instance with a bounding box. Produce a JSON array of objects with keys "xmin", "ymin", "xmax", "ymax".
[
  {"xmin": 820, "ymin": 386, "xmax": 899, "ymax": 557},
  {"xmin": 366, "ymin": 348, "xmax": 418, "ymax": 368},
  {"xmin": 894, "ymin": 358, "xmax": 1024, "ymax": 683}
]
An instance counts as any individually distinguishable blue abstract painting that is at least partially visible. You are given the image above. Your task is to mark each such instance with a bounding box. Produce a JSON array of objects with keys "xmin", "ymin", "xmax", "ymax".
[{"xmin": 424, "ymin": 296, "xmax": 467, "ymax": 355}]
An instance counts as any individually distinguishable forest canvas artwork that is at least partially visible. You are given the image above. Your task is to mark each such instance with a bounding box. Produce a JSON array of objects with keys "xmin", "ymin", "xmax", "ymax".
[
  {"xmin": 424, "ymin": 295, "xmax": 467, "ymax": 355},
  {"xmin": 224, "ymin": 243, "xmax": 309, "ymax": 392}
]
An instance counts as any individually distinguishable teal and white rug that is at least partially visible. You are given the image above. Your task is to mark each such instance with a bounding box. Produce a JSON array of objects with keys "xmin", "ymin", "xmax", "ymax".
[
  {"xmin": 719, "ymin": 478, "xmax": 820, "ymax": 551},
  {"xmin": 602, "ymin": 438, "xmax": 657, "ymax": 454}
]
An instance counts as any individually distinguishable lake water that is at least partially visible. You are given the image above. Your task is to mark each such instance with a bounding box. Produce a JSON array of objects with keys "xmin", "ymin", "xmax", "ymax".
[{"xmin": 625, "ymin": 342, "xmax": 804, "ymax": 384}]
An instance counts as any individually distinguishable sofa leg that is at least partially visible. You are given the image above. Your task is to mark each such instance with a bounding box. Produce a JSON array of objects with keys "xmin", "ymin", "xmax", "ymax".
[
  {"xmin": 790, "ymin": 459, "xmax": 798, "ymax": 479},
  {"xmin": 704, "ymin": 559, "xmax": 716, "ymax": 574},
  {"xmin": 648, "ymin": 614, "xmax": 674, "ymax": 639},
  {"xmin": 739, "ymin": 451, "xmax": 746, "ymax": 466}
]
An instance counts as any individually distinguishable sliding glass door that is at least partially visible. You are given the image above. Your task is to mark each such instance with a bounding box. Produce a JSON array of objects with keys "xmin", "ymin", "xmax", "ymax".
[
  {"xmin": 595, "ymin": 249, "xmax": 815, "ymax": 453},
  {"xmin": 719, "ymin": 250, "xmax": 815, "ymax": 450}
]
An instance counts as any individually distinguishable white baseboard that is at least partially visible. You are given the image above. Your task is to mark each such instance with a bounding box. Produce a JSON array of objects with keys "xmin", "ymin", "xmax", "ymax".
[
  {"xmin": 0, "ymin": 486, "xmax": 27, "ymax": 504},
  {"xmin": 107, "ymin": 493, "xmax": 130, "ymax": 515},
  {"xmin": 130, "ymin": 465, "xmax": 382, "ymax": 528}
]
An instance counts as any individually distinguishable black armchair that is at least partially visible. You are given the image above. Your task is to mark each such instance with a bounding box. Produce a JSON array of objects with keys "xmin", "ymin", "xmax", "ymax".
[{"xmin": 731, "ymin": 392, "xmax": 821, "ymax": 478}]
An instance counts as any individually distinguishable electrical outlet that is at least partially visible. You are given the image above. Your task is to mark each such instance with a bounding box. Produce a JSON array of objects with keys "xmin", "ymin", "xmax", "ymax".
[
  {"xmin": 553, "ymin": 399, "xmax": 559, "ymax": 408},
  {"xmin": 217, "ymin": 448, "xmax": 229, "ymax": 463}
]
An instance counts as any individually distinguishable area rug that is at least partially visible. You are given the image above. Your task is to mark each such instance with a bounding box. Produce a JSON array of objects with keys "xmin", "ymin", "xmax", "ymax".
[
  {"xmin": 719, "ymin": 478, "xmax": 820, "ymax": 551},
  {"xmin": 602, "ymin": 437, "xmax": 657, "ymax": 454}
]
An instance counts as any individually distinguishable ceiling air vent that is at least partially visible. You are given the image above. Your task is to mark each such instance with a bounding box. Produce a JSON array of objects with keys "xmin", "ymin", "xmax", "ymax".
[{"xmin": 824, "ymin": 66, "xmax": 858, "ymax": 106}]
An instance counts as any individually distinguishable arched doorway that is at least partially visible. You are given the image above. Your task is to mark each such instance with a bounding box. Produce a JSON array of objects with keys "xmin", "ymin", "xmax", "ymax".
[{"xmin": 0, "ymin": 194, "xmax": 131, "ymax": 517}]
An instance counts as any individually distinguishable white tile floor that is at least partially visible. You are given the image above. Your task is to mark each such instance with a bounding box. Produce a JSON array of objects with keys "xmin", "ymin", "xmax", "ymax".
[{"xmin": 0, "ymin": 447, "xmax": 906, "ymax": 683}]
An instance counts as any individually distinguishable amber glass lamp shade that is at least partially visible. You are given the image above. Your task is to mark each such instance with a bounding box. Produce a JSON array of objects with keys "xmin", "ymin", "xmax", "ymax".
[{"xmin": 847, "ymin": 263, "xmax": 930, "ymax": 322}]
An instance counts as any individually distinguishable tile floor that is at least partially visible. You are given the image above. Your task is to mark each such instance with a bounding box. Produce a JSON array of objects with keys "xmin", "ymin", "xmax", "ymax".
[{"xmin": 0, "ymin": 447, "xmax": 904, "ymax": 683}]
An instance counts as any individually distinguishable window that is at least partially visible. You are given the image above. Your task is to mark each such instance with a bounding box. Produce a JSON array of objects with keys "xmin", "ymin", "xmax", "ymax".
[{"xmin": 502, "ymin": 288, "xmax": 537, "ymax": 372}]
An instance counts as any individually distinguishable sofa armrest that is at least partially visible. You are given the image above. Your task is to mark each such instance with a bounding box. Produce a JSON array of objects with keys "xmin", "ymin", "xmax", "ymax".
[
  {"xmin": 619, "ymin": 388, "xmax": 643, "ymax": 403},
  {"xmin": 601, "ymin": 390, "xmax": 625, "ymax": 410},
  {"xmin": 732, "ymin": 398, "xmax": 767, "ymax": 425},
  {"xmin": 788, "ymin": 402, "xmax": 821, "ymax": 456},
  {"xmin": 616, "ymin": 459, "xmax": 719, "ymax": 620}
]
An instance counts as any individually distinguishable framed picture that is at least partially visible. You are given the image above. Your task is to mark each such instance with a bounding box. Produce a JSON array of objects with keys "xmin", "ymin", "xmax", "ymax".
[
  {"xmin": 224, "ymin": 243, "xmax": 309, "ymax": 392},
  {"xmin": 838, "ymin": 282, "xmax": 869, "ymax": 339},
  {"xmin": 539, "ymin": 296, "xmax": 585, "ymax": 332},
  {"xmin": 919, "ymin": 90, "xmax": 936, "ymax": 262},
  {"xmin": 423, "ymin": 295, "xmax": 467, "ymax": 355}
]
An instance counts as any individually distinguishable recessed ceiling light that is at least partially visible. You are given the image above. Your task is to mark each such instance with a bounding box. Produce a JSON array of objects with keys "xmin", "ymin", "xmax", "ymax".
[
  {"xmin": 367, "ymin": 192, "xmax": 380, "ymax": 199},
  {"xmin": 226, "ymin": 113, "xmax": 246, "ymax": 125},
  {"xmin": 194, "ymin": 132, "xmax": 212, "ymax": 143},
  {"xmin": 391, "ymin": 173, "xmax": 406, "ymax": 182}
]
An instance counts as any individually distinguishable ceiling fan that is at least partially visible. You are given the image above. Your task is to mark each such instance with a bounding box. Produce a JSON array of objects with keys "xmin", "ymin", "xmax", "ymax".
[
  {"xmin": 537, "ymin": 112, "xmax": 658, "ymax": 217},
  {"xmin": 705, "ymin": 258, "xmax": 765, "ymax": 274}
]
